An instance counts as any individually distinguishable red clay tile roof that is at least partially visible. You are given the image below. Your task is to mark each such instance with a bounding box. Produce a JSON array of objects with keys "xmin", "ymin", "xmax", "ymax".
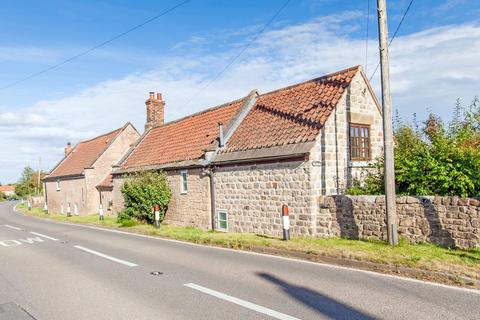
[
  {"xmin": 0, "ymin": 185, "xmax": 14, "ymax": 192},
  {"xmin": 48, "ymin": 128, "xmax": 123, "ymax": 178},
  {"xmin": 97, "ymin": 174, "xmax": 113, "ymax": 189},
  {"xmin": 221, "ymin": 66, "xmax": 360, "ymax": 153},
  {"xmin": 121, "ymin": 98, "xmax": 246, "ymax": 169}
]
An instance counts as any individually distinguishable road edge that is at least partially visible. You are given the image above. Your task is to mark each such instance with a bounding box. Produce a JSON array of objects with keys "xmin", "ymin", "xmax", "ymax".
[{"xmin": 10, "ymin": 202, "xmax": 480, "ymax": 294}]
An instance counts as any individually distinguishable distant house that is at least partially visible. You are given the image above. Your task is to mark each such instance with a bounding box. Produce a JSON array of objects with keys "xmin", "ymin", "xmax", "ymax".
[
  {"xmin": 112, "ymin": 65, "xmax": 384, "ymax": 237},
  {"xmin": 0, "ymin": 185, "xmax": 15, "ymax": 197},
  {"xmin": 43, "ymin": 123, "xmax": 140, "ymax": 215}
]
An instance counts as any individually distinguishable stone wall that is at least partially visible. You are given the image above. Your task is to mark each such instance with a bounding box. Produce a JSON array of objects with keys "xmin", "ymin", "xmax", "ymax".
[
  {"xmin": 213, "ymin": 160, "xmax": 313, "ymax": 237},
  {"xmin": 45, "ymin": 177, "xmax": 86, "ymax": 215},
  {"xmin": 164, "ymin": 168, "xmax": 211, "ymax": 230},
  {"xmin": 309, "ymin": 71, "xmax": 384, "ymax": 198},
  {"xmin": 111, "ymin": 168, "xmax": 211, "ymax": 230},
  {"xmin": 317, "ymin": 195, "xmax": 480, "ymax": 248}
]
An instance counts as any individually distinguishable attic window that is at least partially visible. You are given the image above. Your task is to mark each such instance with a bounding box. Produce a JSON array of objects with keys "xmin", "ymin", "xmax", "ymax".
[
  {"xmin": 349, "ymin": 123, "xmax": 371, "ymax": 161},
  {"xmin": 56, "ymin": 180, "xmax": 60, "ymax": 191}
]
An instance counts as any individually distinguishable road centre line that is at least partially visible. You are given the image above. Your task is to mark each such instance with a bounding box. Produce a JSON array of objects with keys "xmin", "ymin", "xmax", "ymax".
[
  {"xmin": 74, "ymin": 245, "xmax": 138, "ymax": 267},
  {"xmin": 3, "ymin": 224, "xmax": 22, "ymax": 231},
  {"xmin": 184, "ymin": 283, "xmax": 301, "ymax": 320},
  {"xmin": 29, "ymin": 232, "xmax": 59, "ymax": 241},
  {"xmin": 12, "ymin": 203, "xmax": 480, "ymax": 295}
]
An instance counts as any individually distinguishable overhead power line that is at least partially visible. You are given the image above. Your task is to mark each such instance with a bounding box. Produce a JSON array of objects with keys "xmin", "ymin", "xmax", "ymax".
[
  {"xmin": 0, "ymin": 0, "xmax": 191, "ymax": 91},
  {"xmin": 365, "ymin": 0, "xmax": 371, "ymax": 74},
  {"xmin": 369, "ymin": 0, "xmax": 414, "ymax": 81},
  {"xmin": 182, "ymin": 0, "xmax": 291, "ymax": 107}
]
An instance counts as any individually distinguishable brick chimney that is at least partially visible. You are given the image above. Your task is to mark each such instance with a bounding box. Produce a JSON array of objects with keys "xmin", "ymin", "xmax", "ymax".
[
  {"xmin": 145, "ymin": 92, "xmax": 165, "ymax": 131},
  {"xmin": 64, "ymin": 142, "xmax": 72, "ymax": 157}
]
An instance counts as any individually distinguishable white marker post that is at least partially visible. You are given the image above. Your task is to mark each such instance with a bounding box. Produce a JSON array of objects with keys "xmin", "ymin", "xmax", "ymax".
[
  {"xmin": 28, "ymin": 201, "xmax": 32, "ymax": 211},
  {"xmin": 44, "ymin": 202, "xmax": 48, "ymax": 214},
  {"xmin": 66, "ymin": 203, "xmax": 71, "ymax": 217},
  {"xmin": 282, "ymin": 204, "xmax": 290, "ymax": 241},
  {"xmin": 99, "ymin": 204, "xmax": 104, "ymax": 221},
  {"xmin": 154, "ymin": 204, "xmax": 160, "ymax": 229}
]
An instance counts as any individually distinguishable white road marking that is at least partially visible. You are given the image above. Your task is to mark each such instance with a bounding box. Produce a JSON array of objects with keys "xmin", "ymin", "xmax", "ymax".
[
  {"xmin": 73, "ymin": 245, "xmax": 138, "ymax": 267},
  {"xmin": 29, "ymin": 232, "xmax": 59, "ymax": 241},
  {"xmin": 11, "ymin": 203, "xmax": 480, "ymax": 295},
  {"xmin": 0, "ymin": 240, "xmax": 22, "ymax": 247},
  {"xmin": 19, "ymin": 236, "xmax": 44, "ymax": 244},
  {"xmin": 185, "ymin": 283, "xmax": 301, "ymax": 320},
  {"xmin": 3, "ymin": 224, "xmax": 22, "ymax": 231}
]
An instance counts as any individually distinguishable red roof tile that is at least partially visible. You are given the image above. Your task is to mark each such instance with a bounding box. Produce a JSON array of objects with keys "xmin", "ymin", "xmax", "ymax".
[
  {"xmin": 222, "ymin": 66, "xmax": 360, "ymax": 153},
  {"xmin": 121, "ymin": 98, "xmax": 245, "ymax": 169},
  {"xmin": 97, "ymin": 174, "xmax": 113, "ymax": 189},
  {"xmin": 48, "ymin": 128, "xmax": 123, "ymax": 178},
  {"xmin": 0, "ymin": 185, "xmax": 14, "ymax": 192}
]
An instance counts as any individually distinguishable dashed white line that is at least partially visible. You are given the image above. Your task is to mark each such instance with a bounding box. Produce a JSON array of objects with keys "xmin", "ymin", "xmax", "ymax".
[
  {"xmin": 29, "ymin": 232, "xmax": 59, "ymax": 241},
  {"xmin": 184, "ymin": 283, "xmax": 301, "ymax": 320},
  {"xmin": 3, "ymin": 224, "xmax": 22, "ymax": 231},
  {"xmin": 74, "ymin": 245, "xmax": 138, "ymax": 267}
]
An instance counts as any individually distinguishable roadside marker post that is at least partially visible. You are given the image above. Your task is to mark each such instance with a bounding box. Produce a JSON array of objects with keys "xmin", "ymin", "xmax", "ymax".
[
  {"xmin": 28, "ymin": 201, "xmax": 32, "ymax": 211},
  {"xmin": 66, "ymin": 203, "xmax": 71, "ymax": 217},
  {"xmin": 44, "ymin": 202, "xmax": 48, "ymax": 214},
  {"xmin": 154, "ymin": 204, "xmax": 160, "ymax": 229},
  {"xmin": 282, "ymin": 204, "xmax": 290, "ymax": 241},
  {"xmin": 99, "ymin": 204, "xmax": 104, "ymax": 221}
]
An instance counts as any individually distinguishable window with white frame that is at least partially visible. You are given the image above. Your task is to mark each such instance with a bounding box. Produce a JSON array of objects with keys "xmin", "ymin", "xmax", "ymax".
[
  {"xmin": 217, "ymin": 209, "xmax": 228, "ymax": 231},
  {"xmin": 180, "ymin": 170, "xmax": 188, "ymax": 194},
  {"xmin": 56, "ymin": 180, "xmax": 61, "ymax": 191}
]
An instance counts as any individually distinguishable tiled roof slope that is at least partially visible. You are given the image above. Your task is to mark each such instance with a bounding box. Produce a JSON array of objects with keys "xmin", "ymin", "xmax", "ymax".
[
  {"xmin": 221, "ymin": 66, "xmax": 360, "ymax": 153},
  {"xmin": 48, "ymin": 128, "xmax": 123, "ymax": 178},
  {"xmin": 97, "ymin": 174, "xmax": 113, "ymax": 189},
  {"xmin": 121, "ymin": 98, "xmax": 245, "ymax": 169}
]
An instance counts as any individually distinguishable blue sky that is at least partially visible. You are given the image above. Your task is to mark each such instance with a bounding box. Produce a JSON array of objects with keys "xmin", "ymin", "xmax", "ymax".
[{"xmin": 0, "ymin": 0, "xmax": 479, "ymax": 183}]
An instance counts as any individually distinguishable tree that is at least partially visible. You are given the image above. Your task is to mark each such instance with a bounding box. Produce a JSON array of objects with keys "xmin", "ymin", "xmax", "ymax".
[{"xmin": 14, "ymin": 167, "xmax": 46, "ymax": 198}]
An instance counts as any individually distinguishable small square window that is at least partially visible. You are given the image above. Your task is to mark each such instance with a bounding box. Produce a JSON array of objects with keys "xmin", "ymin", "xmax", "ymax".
[
  {"xmin": 217, "ymin": 209, "xmax": 228, "ymax": 232},
  {"xmin": 180, "ymin": 170, "xmax": 188, "ymax": 194},
  {"xmin": 56, "ymin": 180, "xmax": 61, "ymax": 191}
]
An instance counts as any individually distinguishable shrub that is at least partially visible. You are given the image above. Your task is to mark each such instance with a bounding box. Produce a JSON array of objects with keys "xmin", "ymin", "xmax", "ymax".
[
  {"xmin": 349, "ymin": 97, "xmax": 480, "ymax": 197},
  {"xmin": 119, "ymin": 170, "xmax": 172, "ymax": 224}
]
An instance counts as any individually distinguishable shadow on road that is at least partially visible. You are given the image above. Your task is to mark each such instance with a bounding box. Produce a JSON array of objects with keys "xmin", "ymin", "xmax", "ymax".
[{"xmin": 256, "ymin": 272, "xmax": 376, "ymax": 320}]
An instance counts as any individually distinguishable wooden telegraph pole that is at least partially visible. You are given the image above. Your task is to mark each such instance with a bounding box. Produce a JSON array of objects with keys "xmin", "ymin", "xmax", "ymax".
[{"xmin": 376, "ymin": 0, "xmax": 398, "ymax": 245}]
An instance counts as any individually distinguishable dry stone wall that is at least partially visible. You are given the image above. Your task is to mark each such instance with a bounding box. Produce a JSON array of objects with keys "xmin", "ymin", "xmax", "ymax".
[{"xmin": 318, "ymin": 195, "xmax": 480, "ymax": 248}]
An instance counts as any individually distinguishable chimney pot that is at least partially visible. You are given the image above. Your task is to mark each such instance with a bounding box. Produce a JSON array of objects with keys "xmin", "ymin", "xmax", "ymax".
[
  {"xmin": 64, "ymin": 142, "xmax": 73, "ymax": 157},
  {"xmin": 157, "ymin": 93, "xmax": 162, "ymax": 100},
  {"xmin": 149, "ymin": 92, "xmax": 155, "ymax": 100}
]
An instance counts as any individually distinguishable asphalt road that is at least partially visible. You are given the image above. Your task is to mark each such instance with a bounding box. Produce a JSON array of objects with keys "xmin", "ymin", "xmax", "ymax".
[{"xmin": 0, "ymin": 202, "xmax": 478, "ymax": 320}]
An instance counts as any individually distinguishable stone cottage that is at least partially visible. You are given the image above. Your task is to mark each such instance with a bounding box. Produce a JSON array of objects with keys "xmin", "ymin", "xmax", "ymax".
[
  {"xmin": 44, "ymin": 123, "xmax": 140, "ymax": 215},
  {"xmin": 112, "ymin": 65, "xmax": 384, "ymax": 237}
]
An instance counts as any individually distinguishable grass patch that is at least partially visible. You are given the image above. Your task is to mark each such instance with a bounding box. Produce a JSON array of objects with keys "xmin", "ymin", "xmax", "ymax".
[{"xmin": 16, "ymin": 203, "xmax": 480, "ymax": 285}]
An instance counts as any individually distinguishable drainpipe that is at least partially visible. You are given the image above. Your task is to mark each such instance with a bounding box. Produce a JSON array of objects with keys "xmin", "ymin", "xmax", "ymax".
[{"xmin": 206, "ymin": 166, "xmax": 216, "ymax": 231}]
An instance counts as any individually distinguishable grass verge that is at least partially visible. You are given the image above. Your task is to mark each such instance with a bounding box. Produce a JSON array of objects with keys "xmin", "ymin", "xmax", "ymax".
[{"xmin": 16, "ymin": 203, "xmax": 480, "ymax": 288}]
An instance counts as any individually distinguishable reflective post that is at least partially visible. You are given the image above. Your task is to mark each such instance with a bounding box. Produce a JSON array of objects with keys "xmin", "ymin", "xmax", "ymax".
[
  {"xmin": 154, "ymin": 204, "xmax": 160, "ymax": 229},
  {"xmin": 282, "ymin": 204, "xmax": 290, "ymax": 241}
]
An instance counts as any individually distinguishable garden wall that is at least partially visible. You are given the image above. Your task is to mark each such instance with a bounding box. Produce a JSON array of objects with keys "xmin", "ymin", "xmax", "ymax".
[{"xmin": 317, "ymin": 195, "xmax": 480, "ymax": 248}]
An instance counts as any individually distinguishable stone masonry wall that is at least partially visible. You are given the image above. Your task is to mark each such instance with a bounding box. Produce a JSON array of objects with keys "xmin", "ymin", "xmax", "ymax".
[
  {"xmin": 163, "ymin": 168, "xmax": 211, "ymax": 230},
  {"xmin": 309, "ymin": 70, "xmax": 384, "ymax": 198},
  {"xmin": 318, "ymin": 195, "xmax": 480, "ymax": 248},
  {"xmin": 111, "ymin": 168, "xmax": 211, "ymax": 230},
  {"xmin": 214, "ymin": 160, "xmax": 313, "ymax": 237},
  {"xmin": 45, "ymin": 177, "xmax": 86, "ymax": 215}
]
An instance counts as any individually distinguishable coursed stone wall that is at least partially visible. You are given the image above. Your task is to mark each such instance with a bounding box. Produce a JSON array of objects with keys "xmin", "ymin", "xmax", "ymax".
[
  {"xmin": 317, "ymin": 195, "xmax": 480, "ymax": 248},
  {"xmin": 213, "ymin": 160, "xmax": 314, "ymax": 237}
]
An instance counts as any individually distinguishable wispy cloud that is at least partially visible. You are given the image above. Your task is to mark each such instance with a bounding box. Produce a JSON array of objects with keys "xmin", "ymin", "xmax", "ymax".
[{"xmin": 1, "ymin": 12, "xmax": 479, "ymax": 183}]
